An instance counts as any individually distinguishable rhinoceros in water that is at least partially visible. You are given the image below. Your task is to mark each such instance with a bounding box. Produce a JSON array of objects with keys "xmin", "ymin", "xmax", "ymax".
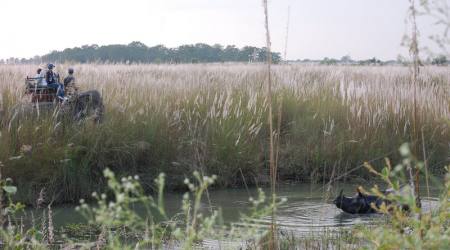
[{"xmin": 333, "ymin": 187, "xmax": 410, "ymax": 214}]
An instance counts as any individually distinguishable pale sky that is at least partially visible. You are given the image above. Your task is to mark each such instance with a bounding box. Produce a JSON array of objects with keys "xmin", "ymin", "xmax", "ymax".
[{"xmin": 0, "ymin": 0, "xmax": 442, "ymax": 60}]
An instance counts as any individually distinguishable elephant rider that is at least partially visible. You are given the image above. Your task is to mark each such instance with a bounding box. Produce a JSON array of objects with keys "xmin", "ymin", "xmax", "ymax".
[
  {"xmin": 45, "ymin": 63, "xmax": 64, "ymax": 100},
  {"xmin": 63, "ymin": 68, "xmax": 78, "ymax": 96},
  {"xmin": 35, "ymin": 68, "xmax": 46, "ymax": 86}
]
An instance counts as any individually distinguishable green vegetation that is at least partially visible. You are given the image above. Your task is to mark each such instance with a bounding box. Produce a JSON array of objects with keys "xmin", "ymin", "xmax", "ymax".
[
  {"xmin": 0, "ymin": 168, "xmax": 281, "ymax": 249},
  {"xmin": 0, "ymin": 64, "xmax": 449, "ymax": 204},
  {"xmin": 0, "ymin": 144, "xmax": 448, "ymax": 249},
  {"xmin": 359, "ymin": 144, "xmax": 450, "ymax": 249}
]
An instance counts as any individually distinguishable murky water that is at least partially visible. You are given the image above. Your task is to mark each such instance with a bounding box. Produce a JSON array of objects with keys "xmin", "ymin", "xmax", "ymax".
[
  {"xmin": 204, "ymin": 184, "xmax": 439, "ymax": 235},
  {"xmin": 48, "ymin": 182, "xmax": 441, "ymax": 236}
]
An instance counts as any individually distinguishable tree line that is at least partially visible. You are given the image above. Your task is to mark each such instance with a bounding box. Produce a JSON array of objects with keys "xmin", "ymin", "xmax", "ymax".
[
  {"xmin": 0, "ymin": 42, "xmax": 282, "ymax": 64},
  {"xmin": 295, "ymin": 55, "xmax": 449, "ymax": 66},
  {"xmin": 1, "ymin": 42, "xmax": 447, "ymax": 66}
]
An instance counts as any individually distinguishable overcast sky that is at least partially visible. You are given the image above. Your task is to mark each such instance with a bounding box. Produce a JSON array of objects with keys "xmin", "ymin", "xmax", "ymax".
[{"xmin": 0, "ymin": 0, "xmax": 442, "ymax": 60}]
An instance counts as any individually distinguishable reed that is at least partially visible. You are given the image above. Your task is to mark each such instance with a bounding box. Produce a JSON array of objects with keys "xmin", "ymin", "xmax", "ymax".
[
  {"xmin": 408, "ymin": 0, "xmax": 422, "ymax": 208},
  {"xmin": 0, "ymin": 64, "xmax": 449, "ymax": 203},
  {"xmin": 261, "ymin": 0, "xmax": 278, "ymax": 249}
]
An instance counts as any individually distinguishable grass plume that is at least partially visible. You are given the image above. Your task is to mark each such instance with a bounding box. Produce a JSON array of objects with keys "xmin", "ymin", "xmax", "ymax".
[{"xmin": 0, "ymin": 64, "xmax": 448, "ymax": 203}]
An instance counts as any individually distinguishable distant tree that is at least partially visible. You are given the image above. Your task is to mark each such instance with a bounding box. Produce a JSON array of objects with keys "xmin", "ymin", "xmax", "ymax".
[
  {"xmin": 271, "ymin": 52, "xmax": 282, "ymax": 64},
  {"xmin": 223, "ymin": 45, "xmax": 240, "ymax": 61},
  {"xmin": 6, "ymin": 57, "xmax": 19, "ymax": 64},
  {"xmin": 431, "ymin": 55, "xmax": 448, "ymax": 65},
  {"xmin": 370, "ymin": 57, "xmax": 381, "ymax": 64},
  {"xmin": 340, "ymin": 55, "xmax": 352, "ymax": 63},
  {"xmin": 129, "ymin": 41, "xmax": 146, "ymax": 48},
  {"xmin": 239, "ymin": 46, "xmax": 259, "ymax": 62},
  {"xmin": 320, "ymin": 57, "xmax": 338, "ymax": 65},
  {"xmin": 358, "ymin": 57, "xmax": 382, "ymax": 65}
]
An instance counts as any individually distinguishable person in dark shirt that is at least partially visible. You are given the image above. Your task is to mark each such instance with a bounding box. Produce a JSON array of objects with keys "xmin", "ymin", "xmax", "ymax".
[
  {"xmin": 45, "ymin": 63, "xmax": 64, "ymax": 100},
  {"xmin": 45, "ymin": 64, "xmax": 57, "ymax": 85}
]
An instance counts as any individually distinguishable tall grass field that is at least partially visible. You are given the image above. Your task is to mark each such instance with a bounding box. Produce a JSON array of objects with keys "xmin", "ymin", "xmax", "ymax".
[{"xmin": 0, "ymin": 64, "xmax": 449, "ymax": 204}]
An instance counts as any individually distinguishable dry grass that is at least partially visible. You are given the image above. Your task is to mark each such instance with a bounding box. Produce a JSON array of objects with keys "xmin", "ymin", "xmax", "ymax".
[{"xmin": 0, "ymin": 64, "xmax": 449, "ymax": 203}]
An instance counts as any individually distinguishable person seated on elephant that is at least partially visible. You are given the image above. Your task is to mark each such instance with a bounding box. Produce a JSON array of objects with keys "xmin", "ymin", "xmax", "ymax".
[
  {"xmin": 35, "ymin": 68, "xmax": 47, "ymax": 86},
  {"xmin": 45, "ymin": 63, "xmax": 64, "ymax": 100},
  {"xmin": 63, "ymin": 68, "xmax": 78, "ymax": 96}
]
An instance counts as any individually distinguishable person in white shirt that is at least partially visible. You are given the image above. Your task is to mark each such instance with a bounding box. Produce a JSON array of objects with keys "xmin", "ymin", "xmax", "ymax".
[{"xmin": 35, "ymin": 68, "xmax": 47, "ymax": 86}]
